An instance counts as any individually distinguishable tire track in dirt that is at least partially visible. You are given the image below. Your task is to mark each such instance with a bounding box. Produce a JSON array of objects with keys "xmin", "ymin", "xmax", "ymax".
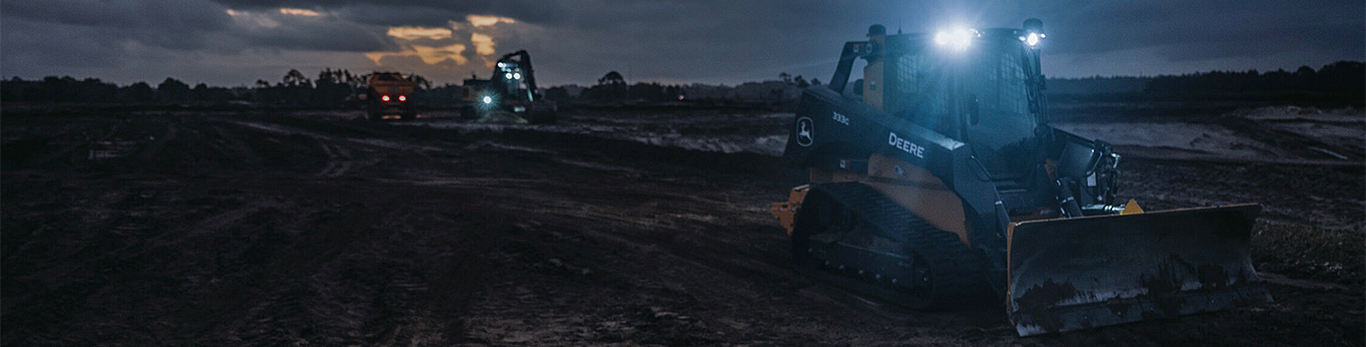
[
  {"xmin": 314, "ymin": 137, "xmax": 354, "ymax": 177},
  {"xmin": 134, "ymin": 122, "xmax": 178, "ymax": 162}
]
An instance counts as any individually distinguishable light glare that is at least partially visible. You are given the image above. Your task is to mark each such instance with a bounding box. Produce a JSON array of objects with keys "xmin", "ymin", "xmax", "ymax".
[{"xmin": 934, "ymin": 28, "xmax": 976, "ymax": 51}]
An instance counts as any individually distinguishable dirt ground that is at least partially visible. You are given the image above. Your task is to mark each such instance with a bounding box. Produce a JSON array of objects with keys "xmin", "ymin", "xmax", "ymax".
[{"xmin": 3, "ymin": 106, "xmax": 1362, "ymax": 346}]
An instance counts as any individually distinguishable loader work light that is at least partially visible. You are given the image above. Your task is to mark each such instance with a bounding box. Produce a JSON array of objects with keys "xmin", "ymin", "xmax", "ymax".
[
  {"xmin": 934, "ymin": 27, "xmax": 977, "ymax": 51},
  {"xmin": 1022, "ymin": 18, "xmax": 1045, "ymax": 48}
]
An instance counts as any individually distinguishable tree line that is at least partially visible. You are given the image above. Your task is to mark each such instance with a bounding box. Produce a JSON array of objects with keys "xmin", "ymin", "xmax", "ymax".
[
  {"xmin": 1143, "ymin": 61, "xmax": 1363, "ymax": 95},
  {"xmin": 553, "ymin": 71, "xmax": 820, "ymax": 102},
  {"xmin": 4, "ymin": 62, "xmax": 1359, "ymax": 106},
  {"xmin": 0, "ymin": 68, "xmax": 445, "ymax": 107}
]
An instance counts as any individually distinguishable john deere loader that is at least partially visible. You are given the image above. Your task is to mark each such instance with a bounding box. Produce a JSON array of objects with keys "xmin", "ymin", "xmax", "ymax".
[{"xmin": 770, "ymin": 20, "xmax": 1270, "ymax": 336}]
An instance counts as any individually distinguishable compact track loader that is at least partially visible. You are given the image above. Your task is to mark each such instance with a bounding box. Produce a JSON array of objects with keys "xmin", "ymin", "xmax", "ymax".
[{"xmin": 770, "ymin": 20, "xmax": 1270, "ymax": 336}]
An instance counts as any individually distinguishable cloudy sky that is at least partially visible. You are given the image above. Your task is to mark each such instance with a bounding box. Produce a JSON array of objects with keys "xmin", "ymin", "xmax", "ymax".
[{"xmin": 3, "ymin": 0, "xmax": 1362, "ymax": 87}]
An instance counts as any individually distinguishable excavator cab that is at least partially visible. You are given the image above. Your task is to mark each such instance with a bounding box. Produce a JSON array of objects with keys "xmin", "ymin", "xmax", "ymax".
[{"xmin": 774, "ymin": 19, "xmax": 1269, "ymax": 336}]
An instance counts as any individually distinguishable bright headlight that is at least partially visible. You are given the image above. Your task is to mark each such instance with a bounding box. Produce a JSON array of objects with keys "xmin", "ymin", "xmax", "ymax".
[
  {"xmin": 1026, "ymin": 32, "xmax": 1040, "ymax": 46},
  {"xmin": 482, "ymin": 96, "xmax": 493, "ymax": 104},
  {"xmin": 935, "ymin": 28, "xmax": 976, "ymax": 51},
  {"xmin": 504, "ymin": 73, "xmax": 513, "ymax": 79},
  {"xmin": 513, "ymin": 73, "xmax": 521, "ymax": 80}
]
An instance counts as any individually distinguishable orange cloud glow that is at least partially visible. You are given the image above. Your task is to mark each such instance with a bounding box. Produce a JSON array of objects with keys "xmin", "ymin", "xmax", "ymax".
[
  {"xmin": 367, "ymin": 16, "xmax": 517, "ymax": 69},
  {"xmin": 471, "ymin": 33, "xmax": 496, "ymax": 56},
  {"xmin": 366, "ymin": 44, "xmax": 468, "ymax": 65},
  {"xmin": 387, "ymin": 26, "xmax": 453, "ymax": 40},
  {"xmin": 225, "ymin": 9, "xmax": 280, "ymax": 28},
  {"xmin": 278, "ymin": 8, "xmax": 322, "ymax": 16},
  {"xmin": 467, "ymin": 15, "xmax": 516, "ymax": 27}
]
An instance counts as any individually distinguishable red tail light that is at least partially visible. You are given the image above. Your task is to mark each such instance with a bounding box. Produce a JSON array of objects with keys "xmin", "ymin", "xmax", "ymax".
[
  {"xmin": 381, "ymin": 95, "xmax": 391, "ymax": 102},
  {"xmin": 398, "ymin": 95, "xmax": 406, "ymax": 102}
]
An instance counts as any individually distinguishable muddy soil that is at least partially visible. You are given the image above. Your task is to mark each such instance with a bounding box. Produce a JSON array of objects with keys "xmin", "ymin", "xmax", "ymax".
[{"xmin": 3, "ymin": 108, "xmax": 1362, "ymax": 346}]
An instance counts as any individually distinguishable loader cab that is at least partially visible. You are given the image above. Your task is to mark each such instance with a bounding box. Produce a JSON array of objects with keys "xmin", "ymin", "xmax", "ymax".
[{"xmin": 872, "ymin": 27, "xmax": 1048, "ymax": 181}]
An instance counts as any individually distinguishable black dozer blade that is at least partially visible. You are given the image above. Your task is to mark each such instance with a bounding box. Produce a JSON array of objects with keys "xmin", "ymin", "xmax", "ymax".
[{"xmin": 1007, "ymin": 203, "xmax": 1271, "ymax": 336}]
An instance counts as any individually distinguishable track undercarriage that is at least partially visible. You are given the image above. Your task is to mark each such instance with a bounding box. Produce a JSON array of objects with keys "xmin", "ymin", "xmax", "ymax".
[{"xmin": 791, "ymin": 183, "xmax": 988, "ymax": 309}]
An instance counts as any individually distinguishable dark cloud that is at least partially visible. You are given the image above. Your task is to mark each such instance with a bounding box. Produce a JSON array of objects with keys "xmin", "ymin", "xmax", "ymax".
[
  {"xmin": 2, "ymin": 0, "xmax": 1360, "ymax": 85},
  {"xmin": 229, "ymin": 12, "xmax": 399, "ymax": 52},
  {"xmin": 1038, "ymin": 0, "xmax": 1364, "ymax": 61},
  {"xmin": 3, "ymin": 0, "xmax": 231, "ymax": 30},
  {"xmin": 1, "ymin": 17, "xmax": 128, "ymax": 69}
]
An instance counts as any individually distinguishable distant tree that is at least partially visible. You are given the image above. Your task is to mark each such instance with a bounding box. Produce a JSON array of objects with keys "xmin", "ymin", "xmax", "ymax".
[
  {"xmin": 665, "ymin": 85, "xmax": 683, "ymax": 100},
  {"xmin": 119, "ymin": 82, "xmax": 155, "ymax": 103},
  {"xmin": 628, "ymin": 82, "xmax": 665, "ymax": 101},
  {"xmin": 810, "ymin": 78, "xmax": 822, "ymax": 86},
  {"xmin": 794, "ymin": 75, "xmax": 810, "ymax": 88},
  {"xmin": 192, "ymin": 83, "xmax": 211, "ymax": 101},
  {"xmin": 317, "ymin": 68, "xmax": 344, "ymax": 85},
  {"xmin": 313, "ymin": 68, "xmax": 356, "ymax": 105},
  {"xmin": 545, "ymin": 86, "xmax": 571, "ymax": 101},
  {"xmin": 282, "ymin": 69, "xmax": 311, "ymax": 87},
  {"xmin": 1293, "ymin": 65, "xmax": 1316, "ymax": 78},
  {"xmin": 157, "ymin": 77, "xmax": 191, "ymax": 102},
  {"xmin": 1316, "ymin": 61, "xmax": 1365, "ymax": 94},
  {"xmin": 598, "ymin": 71, "xmax": 626, "ymax": 86},
  {"xmin": 587, "ymin": 71, "xmax": 628, "ymax": 100},
  {"xmin": 406, "ymin": 73, "xmax": 432, "ymax": 90}
]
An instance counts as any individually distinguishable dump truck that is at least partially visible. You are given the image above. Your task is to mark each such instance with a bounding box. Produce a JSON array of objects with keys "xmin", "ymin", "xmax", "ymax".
[
  {"xmin": 770, "ymin": 20, "xmax": 1270, "ymax": 336},
  {"xmin": 366, "ymin": 72, "xmax": 418, "ymax": 120},
  {"xmin": 461, "ymin": 50, "xmax": 557, "ymax": 124}
]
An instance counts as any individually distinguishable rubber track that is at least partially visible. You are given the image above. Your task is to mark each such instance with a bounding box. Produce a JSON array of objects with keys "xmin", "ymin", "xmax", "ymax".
[{"xmin": 798, "ymin": 182, "xmax": 988, "ymax": 307}]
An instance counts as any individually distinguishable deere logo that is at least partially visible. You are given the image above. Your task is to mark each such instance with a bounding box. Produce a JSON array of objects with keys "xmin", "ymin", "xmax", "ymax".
[{"xmin": 796, "ymin": 117, "xmax": 814, "ymax": 147}]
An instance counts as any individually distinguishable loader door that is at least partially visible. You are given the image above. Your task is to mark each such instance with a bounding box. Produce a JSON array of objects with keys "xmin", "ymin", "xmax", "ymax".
[{"xmin": 961, "ymin": 41, "xmax": 1039, "ymax": 180}]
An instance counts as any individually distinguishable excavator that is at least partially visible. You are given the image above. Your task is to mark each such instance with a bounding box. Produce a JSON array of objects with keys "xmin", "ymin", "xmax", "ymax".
[
  {"xmin": 770, "ymin": 20, "xmax": 1270, "ymax": 336},
  {"xmin": 461, "ymin": 50, "xmax": 557, "ymax": 124}
]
